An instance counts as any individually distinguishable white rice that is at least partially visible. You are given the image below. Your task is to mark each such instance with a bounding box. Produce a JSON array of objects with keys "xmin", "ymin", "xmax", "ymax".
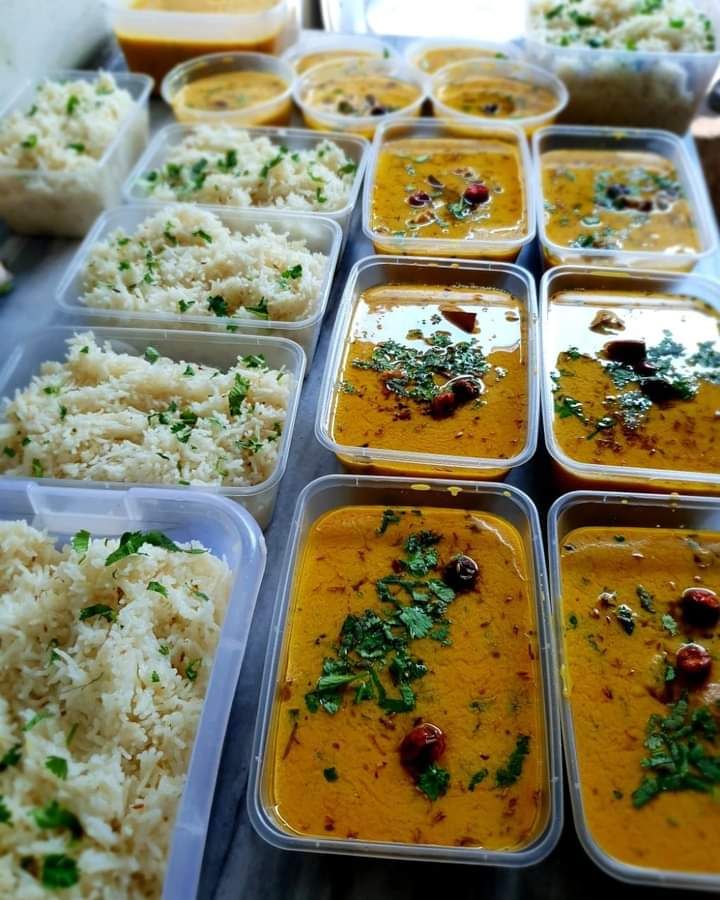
[
  {"xmin": 530, "ymin": 0, "xmax": 715, "ymax": 51},
  {"xmin": 0, "ymin": 521, "xmax": 231, "ymax": 898},
  {"xmin": 136, "ymin": 125, "xmax": 357, "ymax": 212},
  {"xmin": 0, "ymin": 332, "xmax": 291, "ymax": 488},
  {"xmin": 80, "ymin": 205, "xmax": 327, "ymax": 322}
]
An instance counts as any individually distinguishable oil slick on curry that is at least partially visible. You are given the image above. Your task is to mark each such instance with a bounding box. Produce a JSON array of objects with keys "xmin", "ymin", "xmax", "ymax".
[{"xmin": 267, "ymin": 505, "xmax": 549, "ymax": 850}]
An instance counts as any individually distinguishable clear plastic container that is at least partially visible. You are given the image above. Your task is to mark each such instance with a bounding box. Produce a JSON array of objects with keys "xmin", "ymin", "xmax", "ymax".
[
  {"xmin": 315, "ymin": 254, "xmax": 539, "ymax": 479},
  {"xmin": 248, "ymin": 473, "xmax": 563, "ymax": 865},
  {"xmin": 524, "ymin": 0, "xmax": 720, "ymax": 134},
  {"xmin": 405, "ymin": 37, "xmax": 523, "ymax": 79},
  {"xmin": 292, "ymin": 57, "xmax": 426, "ymax": 139},
  {"xmin": 282, "ymin": 33, "xmax": 397, "ymax": 74},
  {"xmin": 0, "ymin": 326, "xmax": 305, "ymax": 528},
  {"xmin": 533, "ymin": 125, "xmax": 719, "ymax": 272},
  {"xmin": 123, "ymin": 122, "xmax": 369, "ymax": 237},
  {"xmin": 0, "ymin": 69, "xmax": 152, "ymax": 238},
  {"xmin": 430, "ymin": 58, "xmax": 568, "ymax": 135},
  {"xmin": 540, "ymin": 264, "xmax": 720, "ymax": 495},
  {"xmin": 0, "ymin": 477, "xmax": 265, "ymax": 900},
  {"xmin": 362, "ymin": 117, "xmax": 536, "ymax": 261},
  {"xmin": 547, "ymin": 488, "xmax": 720, "ymax": 891},
  {"xmin": 55, "ymin": 202, "xmax": 342, "ymax": 364},
  {"xmin": 107, "ymin": 0, "xmax": 292, "ymax": 87},
  {"xmin": 161, "ymin": 51, "xmax": 295, "ymax": 127}
]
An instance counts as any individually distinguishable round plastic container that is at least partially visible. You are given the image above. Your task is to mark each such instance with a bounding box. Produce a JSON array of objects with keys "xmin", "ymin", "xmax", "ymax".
[
  {"xmin": 293, "ymin": 57, "xmax": 426, "ymax": 139},
  {"xmin": 161, "ymin": 51, "xmax": 294, "ymax": 127},
  {"xmin": 405, "ymin": 37, "xmax": 523, "ymax": 78},
  {"xmin": 430, "ymin": 57, "xmax": 568, "ymax": 136},
  {"xmin": 282, "ymin": 33, "xmax": 397, "ymax": 74},
  {"xmin": 107, "ymin": 0, "xmax": 292, "ymax": 87}
]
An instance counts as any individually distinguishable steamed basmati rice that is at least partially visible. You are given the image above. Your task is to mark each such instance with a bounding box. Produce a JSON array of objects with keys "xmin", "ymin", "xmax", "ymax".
[
  {"xmin": 0, "ymin": 522, "xmax": 231, "ymax": 898},
  {"xmin": 80, "ymin": 205, "xmax": 327, "ymax": 322},
  {"xmin": 136, "ymin": 125, "xmax": 357, "ymax": 212},
  {"xmin": 0, "ymin": 332, "xmax": 290, "ymax": 488}
]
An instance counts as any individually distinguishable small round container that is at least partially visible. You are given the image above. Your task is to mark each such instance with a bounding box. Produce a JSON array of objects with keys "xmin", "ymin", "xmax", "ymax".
[
  {"xmin": 430, "ymin": 58, "xmax": 568, "ymax": 136},
  {"xmin": 282, "ymin": 34, "xmax": 397, "ymax": 75},
  {"xmin": 405, "ymin": 37, "xmax": 522, "ymax": 79},
  {"xmin": 293, "ymin": 57, "xmax": 426, "ymax": 139},
  {"xmin": 161, "ymin": 51, "xmax": 294, "ymax": 127}
]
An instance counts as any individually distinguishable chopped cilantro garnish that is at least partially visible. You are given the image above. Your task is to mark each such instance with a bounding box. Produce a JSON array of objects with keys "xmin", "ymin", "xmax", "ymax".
[
  {"xmin": 468, "ymin": 769, "xmax": 488, "ymax": 791},
  {"xmin": 67, "ymin": 142, "xmax": 85, "ymax": 153},
  {"xmin": 376, "ymin": 508, "xmax": 401, "ymax": 535},
  {"xmin": 31, "ymin": 459, "xmax": 44, "ymax": 478},
  {"xmin": 245, "ymin": 296, "xmax": 269, "ymax": 319},
  {"xmin": 661, "ymin": 613, "xmax": 679, "ymax": 636},
  {"xmin": 31, "ymin": 800, "xmax": 83, "ymax": 840},
  {"xmin": 147, "ymin": 581, "xmax": 168, "ymax": 597},
  {"xmin": 79, "ymin": 604, "xmax": 115, "ymax": 623},
  {"xmin": 104, "ymin": 530, "xmax": 182, "ymax": 566},
  {"xmin": 417, "ymin": 763, "xmax": 450, "ymax": 801},
  {"xmin": 185, "ymin": 659, "xmax": 201, "ymax": 681},
  {"xmin": 207, "ymin": 294, "xmax": 229, "ymax": 317},
  {"xmin": 636, "ymin": 585, "xmax": 654, "ymax": 612},
  {"xmin": 22, "ymin": 712, "xmax": 51, "ymax": 732},
  {"xmin": 323, "ymin": 767, "xmax": 339, "ymax": 782},
  {"xmin": 0, "ymin": 796, "xmax": 11, "ymax": 825},
  {"xmin": 144, "ymin": 346, "xmax": 160, "ymax": 364},
  {"xmin": 71, "ymin": 530, "xmax": 90, "ymax": 555},
  {"xmin": 21, "ymin": 134, "xmax": 37, "ymax": 149},
  {"xmin": 228, "ymin": 373, "xmax": 250, "ymax": 416},
  {"xmin": 495, "ymin": 735, "xmax": 530, "ymax": 788},
  {"xmin": 42, "ymin": 855, "xmax": 79, "ymax": 889},
  {"xmin": 45, "ymin": 756, "xmax": 68, "ymax": 780},
  {"xmin": 281, "ymin": 264, "xmax": 303, "ymax": 280},
  {"xmin": 192, "ymin": 228, "xmax": 212, "ymax": 244},
  {"xmin": 615, "ymin": 604, "xmax": 635, "ymax": 635},
  {"xmin": 0, "ymin": 744, "xmax": 21, "ymax": 772}
]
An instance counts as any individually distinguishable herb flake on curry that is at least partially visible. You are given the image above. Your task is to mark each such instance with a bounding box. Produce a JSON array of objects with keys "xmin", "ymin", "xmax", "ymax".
[
  {"xmin": 560, "ymin": 526, "xmax": 720, "ymax": 874},
  {"xmin": 331, "ymin": 283, "xmax": 528, "ymax": 476},
  {"xmin": 548, "ymin": 289, "xmax": 720, "ymax": 478},
  {"xmin": 269, "ymin": 505, "xmax": 547, "ymax": 847}
]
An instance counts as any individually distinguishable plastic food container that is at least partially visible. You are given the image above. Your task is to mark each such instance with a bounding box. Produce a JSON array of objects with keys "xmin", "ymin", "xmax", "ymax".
[
  {"xmin": 161, "ymin": 51, "xmax": 295, "ymax": 127},
  {"xmin": 405, "ymin": 37, "xmax": 523, "ymax": 79},
  {"xmin": 249, "ymin": 473, "xmax": 563, "ymax": 865},
  {"xmin": 292, "ymin": 57, "xmax": 426, "ymax": 139},
  {"xmin": 0, "ymin": 326, "xmax": 305, "ymax": 528},
  {"xmin": 315, "ymin": 255, "xmax": 539, "ymax": 479},
  {"xmin": 0, "ymin": 477, "xmax": 265, "ymax": 900},
  {"xmin": 547, "ymin": 488, "xmax": 720, "ymax": 891},
  {"xmin": 540, "ymin": 264, "xmax": 720, "ymax": 495},
  {"xmin": 123, "ymin": 122, "xmax": 369, "ymax": 237},
  {"xmin": 0, "ymin": 69, "xmax": 152, "ymax": 238},
  {"xmin": 282, "ymin": 33, "xmax": 397, "ymax": 74},
  {"xmin": 362, "ymin": 117, "xmax": 535, "ymax": 261},
  {"xmin": 525, "ymin": 0, "xmax": 720, "ymax": 133},
  {"xmin": 55, "ymin": 202, "xmax": 342, "ymax": 364},
  {"xmin": 106, "ymin": 0, "xmax": 292, "ymax": 87},
  {"xmin": 430, "ymin": 58, "xmax": 567, "ymax": 135},
  {"xmin": 533, "ymin": 125, "xmax": 719, "ymax": 272}
]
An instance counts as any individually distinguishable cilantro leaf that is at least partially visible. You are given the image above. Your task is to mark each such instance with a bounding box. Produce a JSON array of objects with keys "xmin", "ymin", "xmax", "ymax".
[
  {"xmin": 397, "ymin": 605, "xmax": 433, "ymax": 639},
  {"xmin": 104, "ymin": 530, "xmax": 181, "ymax": 566},
  {"xmin": 22, "ymin": 712, "xmax": 51, "ymax": 732},
  {"xmin": 495, "ymin": 735, "xmax": 530, "ymax": 788},
  {"xmin": 45, "ymin": 756, "xmax": 68, "ymax": 780},
  {"xmin": 468, "ymin": 768, "xmax": 488, "ymax": 791},
  {"xmin": 70, "ymin": 530, "xmax": 90, "ymax": 555},
  {"xmin": 323, "ymin": 767, "xmax": 338, "ymax": 782},
  {"xmin": 417, "ymin": 763, "xmax": 450, "ymax": 801},
  {"xmin": 661, "ymin": 613, "xmax": 679, "ymax": 636},
  {"xmin": 0, "ymin": 796, "xmax": 11, "ymax": 825},
  {"xmin": 31, "ymin": 800, "xmax": 83, "ymax": 840},
  {"xmin": 228, "ymin": 373, "xmax": 251, "ymax": 416},
  {"xmin": 0, "ymin": 744, "xmax": 21, "ymax": 772},
  {"xmin": 42, "ymin": 854, "xmax": 79, "ymax": 889},
  {"xmin": 636, "ymin": 585, "xmax": 655, "ymax": 613},
  {"xmin": 79, "ymin": 604, "xmax": 116, "ymax": 623},
  {"xmin": 147, "ymin": 581, "xmax": 168, "ymax": 597},
  {"xmin": 376, "ymin": 508, "xmax": 401, "ymax": 535}
]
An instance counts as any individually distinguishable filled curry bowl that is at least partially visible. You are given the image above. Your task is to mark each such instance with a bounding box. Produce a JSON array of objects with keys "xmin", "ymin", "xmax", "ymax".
[
  {"xmin": 249, "ymin": 475, "xmax": 563, "ymax": 864},
  {"xmin": 362, "ymin": 118, "xmax": 535, "ymax": 261},
  {"xmin": 533, "ymin": 125, "xmax": 718, "ymax": 272},
  {"xmin": 548, "ymin": 490, "xmax": 720, "ymax": 891},
  {"xmin": 404, "ymin": 38, "xmax": 523, "ymax": 78},
  {"xmin": 282, "ymin": 34, "xmax": 397, "ymax": 75},
  {"xmin": 540, "ymin": 265, "xmax": 720, "ymax": 495},
  {"xmin": 315, "ymin": 255, "xmax": 539, "ymax": 480}
]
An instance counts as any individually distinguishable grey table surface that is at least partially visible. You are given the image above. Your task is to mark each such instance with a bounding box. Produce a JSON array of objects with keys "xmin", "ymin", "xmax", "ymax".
[{"xmin": 2, "ymin": 36, "xmax": 720, "ymax": 900}]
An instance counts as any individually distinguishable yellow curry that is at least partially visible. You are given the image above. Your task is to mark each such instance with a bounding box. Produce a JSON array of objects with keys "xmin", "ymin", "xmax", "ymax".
[
  {"xmin": 414, "ymin": 46, "xmax": 508, "ymax": 74},
  {"xmin": 541, "ymin": 149, "xmax": 700, "ymax": 258},
  {"xmin": 330, "ymin": 283, "xmax": 528, "ymax": 478},
  {"xmin": 268, "ymin": 505, "xmax": 548, "ymax": 848},
  {"xmin": 171, "ymin": 70, "xmax": 290, "ymax": 124},
  {"xmin": 436, "ymin": 75, "xmax": 558, "ymax": 122},
  {"xmin": 549, "ymin": 290, "xmax": 720, "ymax": 486},
  {"xmin": 561, "ymin": 525, "xmax": 720, "ymax": 874},
  {"xmin": 117, "ymin": 0, "xmax": 284, "ymax": 85},
  {"xmin": 370, "ymin": 137, "xmax": 527, "ymax": 257}
]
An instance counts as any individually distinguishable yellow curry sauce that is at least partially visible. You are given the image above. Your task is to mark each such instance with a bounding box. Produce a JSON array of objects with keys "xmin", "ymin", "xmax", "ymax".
[
  {"xmin": 171, "ymin": 70, "xmax": 290, "ymax": 124},
  {"xmin": 331, "ymin": 284, "xmax": 528, "ymax": 477},
  {"xmin": 548, "ymin": 290, "xmax": 720, "ymax": 484},
  {"xmin": 117, "ymin": 0, "xmax": 283, "ymax": 85},
  {"xmin": 295, "ymin": 49, "xmax": 377, "ymax": 74},
  {"xmin": 541, "ymin": 149, "xmax": 700, "ymax": 257},
  {"xmin": 560, "ymin": 526, "xmax": 720, "ymax": 874},
  {"xmin": 415, "ymin": 46, "xmax": 508, "ymax": 74},
  {"xmin": 370, "ymin": 137, "xmax": 526, "ymax": 257},
  {"xmin": 436, "ymin": 75, "xmax": 557, "ymax": 122},
  {"xmin": 269, "ymin": 505, "xmax": 547, "ymax": 848}
]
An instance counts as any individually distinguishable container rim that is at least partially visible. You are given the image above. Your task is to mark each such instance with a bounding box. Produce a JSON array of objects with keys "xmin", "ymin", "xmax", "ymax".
[
  {"xmin": 547, "ymin": 488, "xmax": 720, "ymax": 891},
  {"xmin": 0, "ymin": 68, "xmax": 154, "ymax": 177},
  {"xmin": 429, "ymin": 58, "xmax": 569, "ymax": 132},
  {"xmin": 0, "ymin": 325, "xmax": 306, "ymax": 501},
  {"xmin": 292, "ymin": 57, "xmax": 427, "ymax": 134},
  {"xmin": 105, "ymin": 0, "xmax": 286, "ymax": 19},
  {"xmin": 539, "ymin": 263, "xmax": 720, "ymax": 487},
  {"xmin": 361, "ymin": 116, "xmax": 537, "ymax": 254},
  {"xmin": 54, "ymin": 201, "xmax": 343, "ymax": 334},
  {"xmin": 248, "ymin": 473, "xmax": 564, "ymax": 866},
  {"xmin": 121, "ymin": 121, "xmax": 370, "ymax": 223},
  {"xmin": 160, "ymin": 51, "xmax": 296, "ymax": 122},
  {"xmin": 314, "ymin": 253, "xmax": 540, "ymax": 472},
  {"xmin": 532, "ymin": 124, "xmax": 720, "ymax": 266}
]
